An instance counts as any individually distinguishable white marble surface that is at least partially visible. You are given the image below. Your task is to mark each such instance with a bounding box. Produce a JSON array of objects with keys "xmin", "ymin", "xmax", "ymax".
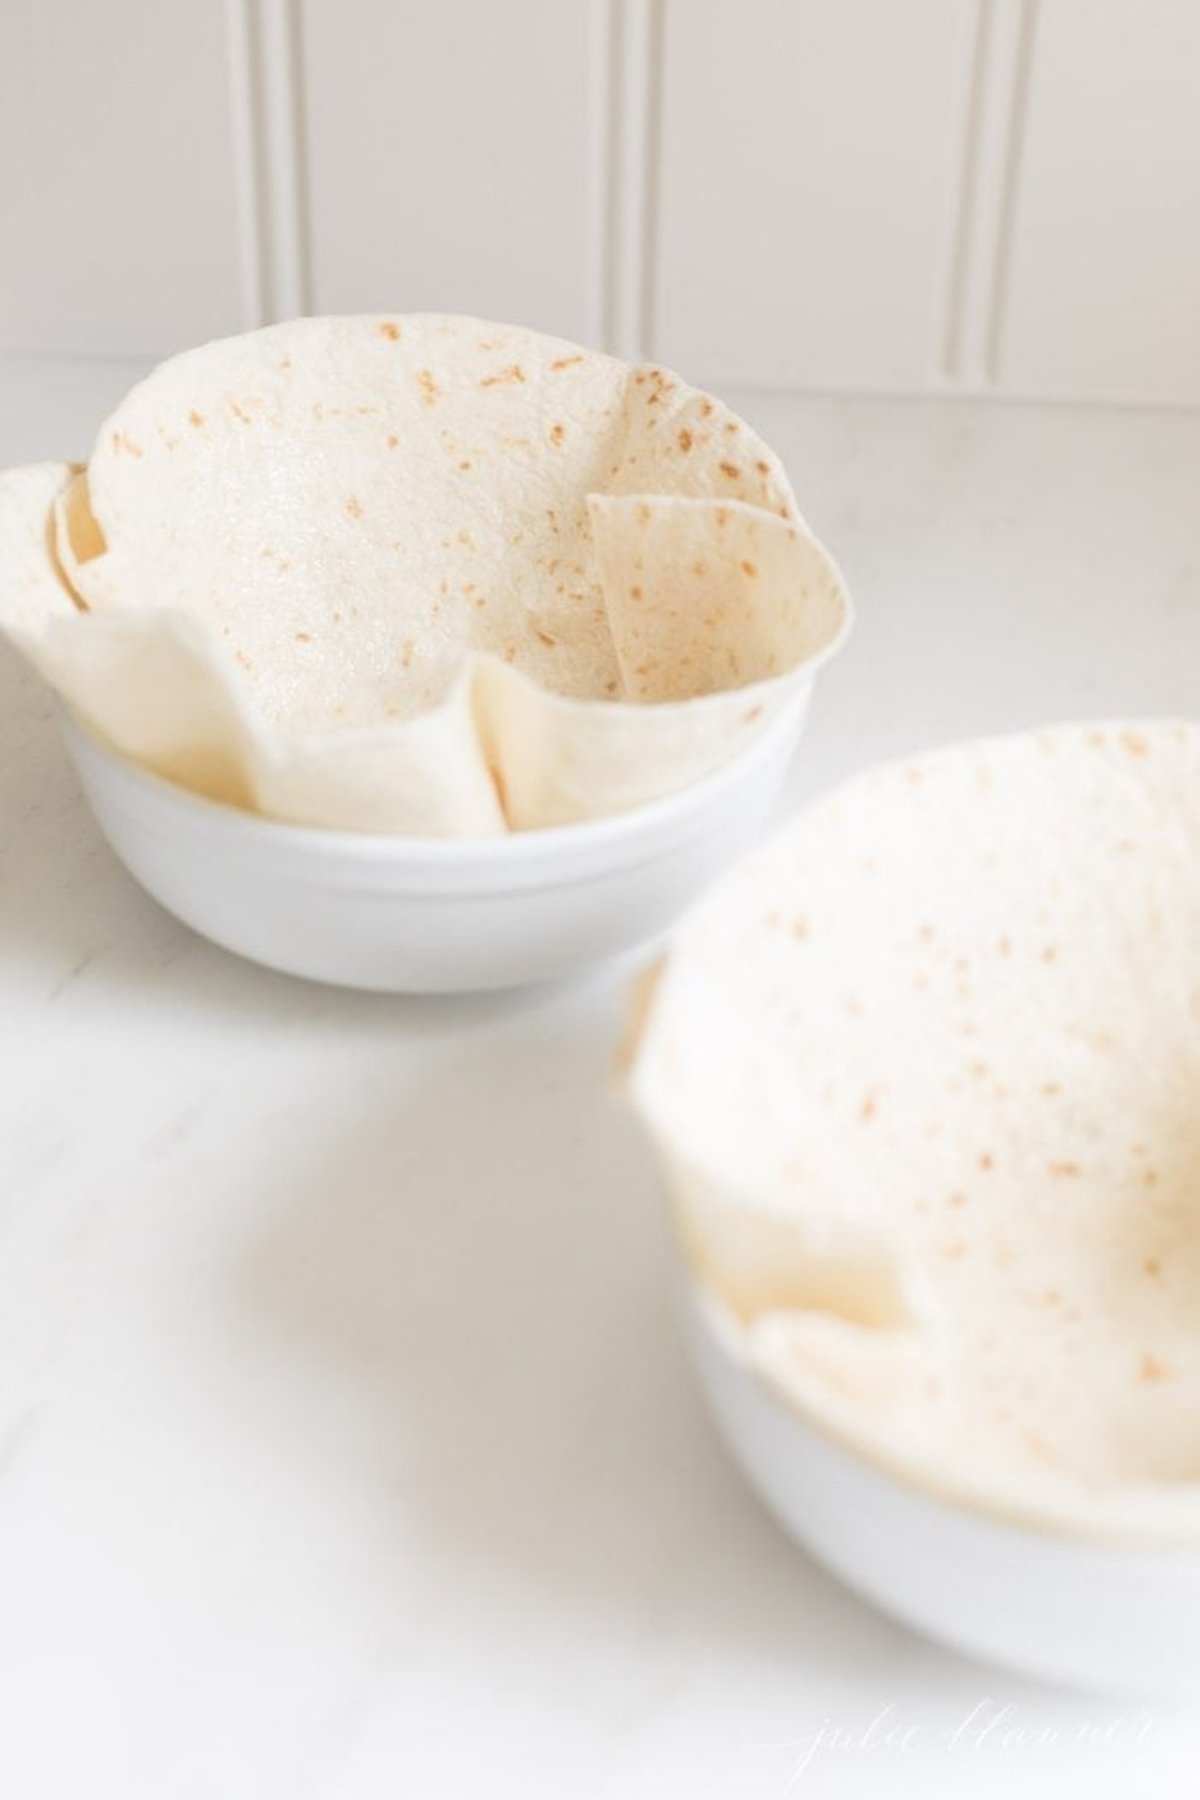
[{"xmin": 2, "ymin": 357, "xmax": 1200, "ymax": 1798}]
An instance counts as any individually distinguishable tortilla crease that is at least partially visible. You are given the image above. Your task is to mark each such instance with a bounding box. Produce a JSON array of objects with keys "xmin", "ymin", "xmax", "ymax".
[
  {"xmin": 630, "ymin": 723, "xmax": 1200, "ymax": 1540},
  {"xmin": 0, "ymin": 316, "xmax": 851, "ymax": 834}
]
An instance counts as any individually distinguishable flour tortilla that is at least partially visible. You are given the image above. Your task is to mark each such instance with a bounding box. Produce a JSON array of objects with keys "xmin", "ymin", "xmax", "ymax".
[
  {"xmin": 0, "ymin": 315, "xmax": 849, "ymax": 833},
  {"xmin": 488, "ymin": 495, "xmax": 846, "ymax": 828},
  {"xmin": 0, "ymin": 462, "xmax": 505, "ymax": 830},
  {"xmin": 630, "ymin": 724, "xmax": 1200, "ymax": 1538}
]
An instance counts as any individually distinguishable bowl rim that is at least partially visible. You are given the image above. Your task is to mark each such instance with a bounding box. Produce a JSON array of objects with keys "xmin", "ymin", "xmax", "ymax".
[{"xmin": 61, "ymin": 687, "xmax": 809, "ymax": 870}]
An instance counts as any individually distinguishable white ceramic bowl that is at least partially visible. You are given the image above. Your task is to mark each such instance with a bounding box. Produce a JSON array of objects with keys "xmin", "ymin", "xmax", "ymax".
[
  {"xmin": 687, "ymin": 1290, "xmax": 1200, "ymax": 1694},
  {"xmin": 60, "ymin": 692, "xmax": 810, "ymax": 992}
]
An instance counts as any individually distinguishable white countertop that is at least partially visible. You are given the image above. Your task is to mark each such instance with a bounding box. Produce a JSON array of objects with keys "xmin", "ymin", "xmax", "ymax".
[{"xmin": 2, "ymin": 358, "xmax": 1200, "ymax": 1798}]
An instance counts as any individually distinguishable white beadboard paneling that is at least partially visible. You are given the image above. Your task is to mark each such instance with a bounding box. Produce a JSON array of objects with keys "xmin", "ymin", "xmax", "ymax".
[
  {"xmin": 0, "ymin": 0, "xmax": 247, "ymax": 358},
  {"xmin": 995, "ymin": 0, "xmax": 1200, "ymax": 404},
  {"xmin": 0, "ymin": 355, "xmax": 151, "ymax": 463},
  {"xmin": 301, "ymin": 0, "xmax": 599, "ymax": 341},
  {"xmin": 652, "ymin": 0, "xmax": 979, "ymax": 392}
]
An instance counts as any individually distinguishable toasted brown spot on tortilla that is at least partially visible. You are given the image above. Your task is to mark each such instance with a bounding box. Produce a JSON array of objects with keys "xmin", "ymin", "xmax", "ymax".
[
  {"xmin": 386, "ymin": 434, "xmax": 399, "ymax": 448},
  {"xmin": 1048, "ymin": 1161, "xmax": 1081, "ymax": 1178},
  {"xmin": 859, "ymin": 1090, "xmax": 879, "ymax": 1123},
  {"xmin": 534, "ymin": 627, "xmax": 557, "ymax": 648},
  {"xmin": 1144, "ymin": 1257, "xmax": 1163, "ymax": 1279},
  {"xmin": 295, "ymin": 630, "xmax": 312, "ymax": 643},
  {"xmin": 416, "ymin": 369, "xmax": 439, "ymax": 406},
  {"xmin": 228, "ymin": 401, "xmax": 253, "ymax": 425},
  {"xmin": 719, "ymin": 461, "xmax": 740, "ymax": 479},
  {"xmin": 677, "ymin": 429, "xmax": 694, "ymax": 453},
  {"xmin": 742, "ymin": 704, "xmax": 763, "ymax": 724},
  {"xmin": 724, "ymin": 420, "xmax": 739, "ymax": 435},
  {"xmin": 1121, "ymin": 730, "xmax": 1149, "ymax": 757},
  {"xmin": 1041, "ymin": 944, "xmax": 1059, "ymax": 963},
  {"xmin": 345, "ymin": 495, "xmax": 363, "ymax": 520},
  {"xmin": 480, "ymin": 364, "xmax": 526, "ymax": 387},
  {"xmin": 549, "ymin": 423, "xmax": 565, "ymax": 446},
  {"xmin": 550, "ymin": 354, "xmax": 584, "ymax": 371},
  {"xmin": 755, "ymin": 459, "xmax": 771, "ymax": 475},
  {"xmin": 740, "ymin": 559, "xmax": 758, "ymax": 577},
  {"xmin": 377, "ymin": 321, "xmax": 402, "ymax": 341},
  {"xmin": 188, "ymin": 410, "xmax": 205, "ymax": 428},
  {"xmin": 1140, "ymin": 1352, "xmax": 1170, "ymax": 1382},
  {"xmin": 458, "ymin": 461, "xmax": 472, "ymax": 472}
]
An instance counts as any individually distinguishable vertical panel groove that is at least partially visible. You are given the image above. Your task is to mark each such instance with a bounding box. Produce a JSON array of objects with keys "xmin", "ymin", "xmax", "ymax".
[
  {"xmin": 223, "ymin": 0, "xmax": 311, "ymax": 329},
  {"xmin": 225, "ymin": 0, "xmax": 269, "ymax": 329},
  {"xmin": 939, "ymin": 0, "xmax": 993, "ymax": 380},
  {"xmin": 587, "ymin": 0, "xmax": 623, "ymax": 350},
  {"xmin": 609, "ymin": 0, "xmax": 665, "ymax": 361},
  {"xmin": 985, "ymin": 0, "xmax": 1039, "ymax": 382},
  {"xmin": 260, "ymin": 0, "xmax": 312, "ymax": 319},
  {"xmin": 637, "ymin": 0, "xmax": 666, "ymax": 360}
]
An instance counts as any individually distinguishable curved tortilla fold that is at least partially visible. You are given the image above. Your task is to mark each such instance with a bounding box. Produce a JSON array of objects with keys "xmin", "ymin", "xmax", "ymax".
[
  {"xmin": 631, "ymin": 724, "xmax": 1200, "ymax": 1538},
  {"xmin": 0, "ymin": 316, "xmax": 850, "ymax": 834},
  {"xmin": 0, "ymin": 463, "xmax": 505, "ymax": 832},
  {"xmin": 486, "ymin": 495, "xmax": 848, "ymax": 828}
]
